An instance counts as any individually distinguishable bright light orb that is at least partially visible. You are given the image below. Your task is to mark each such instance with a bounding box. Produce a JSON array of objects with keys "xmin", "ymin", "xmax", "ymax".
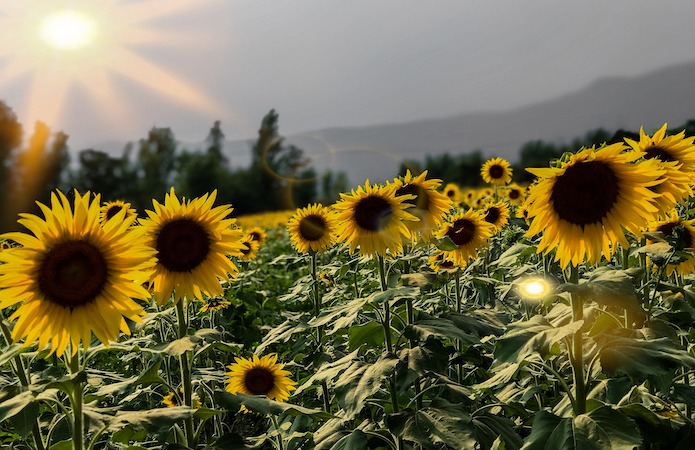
[
  {"xmin": 39, "ymin": 10, "xmax": 96, "ymax": 50},
  {"xmin": 518, "ymin": 277, "xmax": 552, "ymax": 300}
]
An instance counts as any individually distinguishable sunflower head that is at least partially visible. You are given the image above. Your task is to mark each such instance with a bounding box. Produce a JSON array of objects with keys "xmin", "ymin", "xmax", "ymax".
[
  {"xmin": 428, "ymin": 250, "xmax": 457, "ymax": 273},
  {"xmin": 480, "ymin": 200, "xmax": 510, "ymax": 232},
  {"xmin": 226, "ymin": 354, "xmax": 297, "ymax": 407},
  {"xmin": 162, "ymin": 388, "xmax": 201, "ymax": 408},
  {"xmin": 0, "ymin": 190, "xmax": 155, "ymax": 355},
  {"xmin": 100, "ymin": 200, "xmax": 138, "ymax": 225},
  {"xmin": 525, "ymin": 143, "xmax": 663, "ymax": 269},
  {"xmin": 238, "ymin": 235, "xmax": 260, "ymax": 262},
  {"xmin": 246, "ymin": 226, "xmax": 268, "ymax": 246},
  {"xmin": 140, "ymin": 188, "xmax": 246, "ymax": 305},
  {"xmin": 442, "ymin": 182, "xmax": 461, "ymax": 204},
  {"xmin": 436, "ymin": 209, "xmax": 494, "ymax": 267},
  {"xmin": 481, "ymin": 157, "xmax": 513, "ymax": 186},
  {"xmin": 648, "ymin": 214, "xmax": 695, "ymax": 276},
  {"xmin": 200, "ymin": 296, "xmax": 231, "ymax": 313},
  {"xmin": 390, "ymin": 170, "xmax": 452, "ymax": 239},
  {"xmin": 505, "ymin": 184, "xmax": 526, "ymax": 205},
  {"xmin": 333, "ymin": 181, "xmax": 418, "ymax": 256},
  {"xmin": 287, "ymin": 203, "xmax": 336, "ymax": 254}
]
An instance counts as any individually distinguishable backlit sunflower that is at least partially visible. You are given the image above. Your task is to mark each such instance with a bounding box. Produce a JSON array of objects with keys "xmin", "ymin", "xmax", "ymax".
[
  {"xmin": 390, "ymin": 170, "xmax": 452, "ymax": 239},
  {"xmin": 526, "ymin": 143, "xmax": 663, "ymax": 269},
  {"xmin": 442, "ymin": 183, "xmax": 462, "ymax": 204},
  {"xmin": 226, "ymin": 354, "xmax": 297, "ymax": 404},
  {"xmin": 287, "ymin": 203, "xmax": 336, "ymax": 254},
  {"xmin": 200, "ymin": 297, "xmax": 231, "ymax": 313},
  {"xmin": 238, "ymin": 235, "xmax": 260, "ymax": 262},
  {"xmin": 140, "ymin": 188, "xmax": 246, "ymax": 305},
  {"xmin": 505, "ymin": 184, "xmax": 526, "ymax": 206},
  {"xmin": 0, "ymin": 190, "xmax": 154, "ymax": 355},
  {"xmin": 246, "ymin": 226, "xmax": 268, "ymax": 246},
  {"xmin": 624, "ymin": 123, "xmax": 695, "ymax": 216},
  {"xmin": 333, "ymin": 181, "xmax": 418, "ymax": 256},
  {"xmin": 648, "ymin": 214, "xmax": 695, "ymax": 276},
  {"xmin": 480, "ymin": 201, "xmax": 510, "ymax": 232},
  {"xmin": 481, "ymin": 157, "xmax": 513, "ymax": 186},
  {"xmin": 100, "ymin": 200, "xmax": 138, "ymax": 225},
  {"xmin": 436, "ymin": 209, "xmax": 494, "ymax": 267}
]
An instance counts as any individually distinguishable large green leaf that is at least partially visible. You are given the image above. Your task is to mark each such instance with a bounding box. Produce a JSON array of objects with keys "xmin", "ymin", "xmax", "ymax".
[
  {"xmin": 0, "ymin": 388, "xmax": 34, "ymax": 422},
  {"xmin": 329, "ymin": 430, "xmax": 369, "ymax": 450},
  {"xmin": 405, "ymin": 319, "xmax": 481, "ymax": 345},
  {"xmin": 348, "ymin": 321, "xmax": 384, "ymax": 351},
  {"xmin": 334, "ymin": 354, "xmax": 399, "ymax": 418},
  {"xmin": 598, "ymin": 337, "xmax": 695, "ymax": 379},
  {"xmin": 386, "ymin": 398, "xmax": 477, "ymax": 449},
  {"xmin": 214, "ymin": 391, "xmax": 332, "ymax": 419},
  {"xmin": 294, "ymin": 350, "xmax": 360, "ymax": 396},
  {"xmin": 521, "ymin": 407, "xmax": 641, "ymax": 450},
  {"xmin": 255, "ymin": 315, "xmax": 310, "ymax": 354},
  {"xmin": 494, "ymin": 315, "xmax": 582, "ymax": 365},
  {"xmin": 109, "ymin": 406, "xmax": 195, "ymax": 435}
]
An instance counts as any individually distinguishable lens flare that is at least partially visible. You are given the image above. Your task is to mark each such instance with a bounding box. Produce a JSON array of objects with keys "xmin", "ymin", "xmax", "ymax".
[
  {"xmin": 517, "ymin": 277, "xmax": 552, "ymax": 300},
  {"xmin": 39, "ymin": 10, "xmax": 97, "ymax": 50}
]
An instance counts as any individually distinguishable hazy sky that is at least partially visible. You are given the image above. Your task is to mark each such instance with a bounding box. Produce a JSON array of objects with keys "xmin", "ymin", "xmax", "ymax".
[{"xmin": 3, "ymin": 0, "xmax": 695, "ymax": 151}]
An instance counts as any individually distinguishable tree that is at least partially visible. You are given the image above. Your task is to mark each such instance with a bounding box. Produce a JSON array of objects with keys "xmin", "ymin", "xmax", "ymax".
[{"xmin": 134, "ymin": 127, "xmax": 178, "ymax": 207}]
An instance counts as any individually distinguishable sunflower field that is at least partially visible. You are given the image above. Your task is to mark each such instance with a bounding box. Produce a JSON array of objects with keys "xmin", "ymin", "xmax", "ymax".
[{"xmin": 1, "ymin": 124, "xmax": 695, "ymax": 450}]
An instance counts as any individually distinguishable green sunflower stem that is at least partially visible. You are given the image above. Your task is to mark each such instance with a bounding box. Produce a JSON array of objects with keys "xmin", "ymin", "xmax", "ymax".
[
  {"xmin": 569, "ymin": 265, "xmax": 586, "ymax": 416},
  {"xmin": 271, "ymin": 415, "xmax": 285, "ymax": 450},
  {"xmin": 454, "ymin": 270, "xmax": 463, "ymax": 383},
  {"xmin": 309, "ymin": 252, "xmax": 331, "ymax": 413},
  {"xmin": 69, "ymin": 351, "xmax": 84, "ymax": 450},
  {"xmin": 175, "ymin": 299, "xmax": 195, "ymax": 447}
]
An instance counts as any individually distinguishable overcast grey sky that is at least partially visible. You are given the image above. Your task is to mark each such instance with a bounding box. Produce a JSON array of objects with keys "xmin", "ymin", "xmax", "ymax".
[{"xmin": 3, "ymin": 0, "xmax": 695, "ymax": 151}]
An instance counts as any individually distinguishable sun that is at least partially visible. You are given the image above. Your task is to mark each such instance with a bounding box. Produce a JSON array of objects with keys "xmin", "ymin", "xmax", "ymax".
[{"xmin": 39, "ymin": 10, "xmax": 97, "ymax": 50}]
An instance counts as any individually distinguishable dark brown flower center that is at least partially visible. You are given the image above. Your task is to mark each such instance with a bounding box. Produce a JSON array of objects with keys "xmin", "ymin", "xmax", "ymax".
[
  {"xmin": 244, "ymin": 367, "xmax": 275, "ymax": 395},
  {"xmin": 105, "ymin": 205, "xmax": 123, "ymax": 220},
  {"xmin": 485, "ymin": 207, "xmax": 501, "ymax": 225},
  {"xmin": 550, "ymin": 160, "xmax": 620, "ymax": 227},
  {"xmin": 509, "ymin": 189, "xmax": 521, "ymax": 200},
  {"xmin": 249, "ymin": 231, "xmax": 262, "ymax": 242},
  {"xmin": 38, "ymin": 240, "xmax": 108, "ymax": 308},
  {"xmin": 240, "ymin": 242, "xmax": 252, "ymax": 255},
  {"xmin": 446, "ymin": 219, "xmax": 476, "ymax": 246},
  {"xmin": 354, "ymin": 195, "xmax": 392, "ymax": 231},
  {"xmin": 657, "ymin": 222, "xmax": 693, "ymax": 248},
  {"xmin": 645, "ymin": 145, "xmax": 676, "ymax": 163},
  {"xmin": 299, "ymin": 214, "xmax": 327, "ymax": 241},
  {"xmin": 395, "ymin": 184, "xmax": 430, "ymax": 211},
  {"xmin": 488, "ymin": 164, "xmax": 505, "ymax": 179},
  {"xmin": 156, "ymin": 218, "xmax": 211, "ymax": 272}
]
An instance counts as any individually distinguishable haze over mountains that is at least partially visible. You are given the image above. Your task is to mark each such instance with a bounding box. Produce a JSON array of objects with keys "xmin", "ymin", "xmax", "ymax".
[{"xmin": 95, "ymin": 60, "xmax": 695, "ymax": 187}]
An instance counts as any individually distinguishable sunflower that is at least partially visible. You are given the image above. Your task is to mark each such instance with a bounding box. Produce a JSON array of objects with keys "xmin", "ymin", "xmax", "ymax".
[
  {"xmin": 226, "ymin": 354, "xmax": 297, "ymax": 404},
  {"xmin": 140, "ymin": 188, "xmax": 246, "ymax": 305},
  {"xmin": 436, "ymin": 209, "xmax": 494, "ymax": 267},
  {"xmin": 505, "ymin": 184, "xmax": 526, "ymax": 206},
  {"xmin": 481, "ymin": 157, "xmax": 513, "ymax": 186},
  {"xmin": 0, "ymin": 190, "xmax": 154, "ymax": 355},
  {"xmin": 525, "ymin": 143, "xmax": 663, "ymax": 269},
  {"xmin": 246, "ymin": 226, "xmax": 268, "ymax": 246},
  {"xmin": 648, "ymin": 214, "xmax": 695, "ymax": 276},
  {"xmin": 428, "ymin": 250, "xmax": 457, "ymax": 273},
  {"xmin": 333, "ymin": 181, "xmax": 418, "ymax": 256},
  {"xmin": 200, "ymin": 297, "xmax": 231, "ymax": 313},
  {"xmin": 480, "ymin": 200, "xmax": 510, "ymax": 232},
  {"xmin": 162, "ymin": 388, "xmax": 201, "ymax": 408},
  {"xmin": 442, "ymin": 183, "xmax": 462, "ymax": 204},
  {"xmin": 389, "ymin": 170, "xmax": 452, "ymax": 239},
  {"xmin": 624, "ymin": 123, "xmax": 695, "ymax": 216},
  {"xmin": 238, "ymin": 235, "xmax": 260, "ymax": 262},
  {"xmin": 287, "ymin": 203, "xmax": 336, "ymax": 254},
  {"xmin": 100, "ymin": 200, "xmax": 138, "ymax": 225}
]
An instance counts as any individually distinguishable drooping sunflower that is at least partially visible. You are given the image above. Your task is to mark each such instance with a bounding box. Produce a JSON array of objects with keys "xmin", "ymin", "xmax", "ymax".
[
  {"xmin": 480, "ymin": 200, "xmax": 510, "ymax": 232},
  {"xmin": 286, "ymin": 203, "xmax": 336, "ymax": 254},
  {"xmin": 481, "ymin": 157, "xmax": 513, "ymax": 186},
  {"xmin": 246, "ymin": 226, "xmax": 268, "ymax": 246},
  {"xmin": 226, "ymin": 354, "xmax": 297, "ymax": 403},
  {"xmin": 140, "ymin": 188, "xmax": 246, "ymax": 305},
  {"xmin": 525, "ymin": 143, "xmax": 663, "ymax": 269},
  {"xmin": 0, "ymin": 190, "xmax": 155, "ymax": 355},
  {"xmin": 427, "ymin": 250, "xmax": 457, "ymax": 273},
  {"xmin": 162, "ymin": 388, "xmax": 201, "ymax": 408},
  {"xmin": 238, "ymin": 235, "xmax": 260, "ymax": 262},
  {"xmin": 442, "ymin": 182, "xmax": 462, "ymax": 204},
  {"xmin": 505, "ymin": 183, "xmax": 526, "ymax": 206},
  {"xmin": 333, "ymin": 181, "xmax": 418, "ymax": 256},
  {"xmin": 200, "ymin": 296, "xmax": 231, "ymax": 313},
  {"xmin": 389, "ymin": 170, "xmax": 452, "ymax": 239},
  {"xmin": 648, "ymin": 213, "xmax": 695, "ymax": 276},
  {"xmin": 436, "ymin": 209, "xmax": 494, "ymax": 267},
  {"xmin": 624, "ymin": 123, "xmax": 695, "ymax": 216},
  {"xmin": 100, "ymin": 200, "xmax": 138, "ymax": 225}
]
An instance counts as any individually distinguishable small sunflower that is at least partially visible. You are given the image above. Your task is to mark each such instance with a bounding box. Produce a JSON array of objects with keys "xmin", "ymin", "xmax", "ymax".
[
  {"xmin": 238, "ymin": 235, "xmax": 260, "ymax": 262},
  {"xmin": 100, "ymin": 200, "xmax": 138, "ymax": 225},
  {"xmin": 648, "ymin": 214, "xmax": 695, "ymax": 276},
  {"xmin": 226, "ymin": 354, "xmax": 297, "ymax": 404},
  {"xmin": 200, "ymin": 297, "xmax": 231, "ymax": 313},
  {"xmin": 625, "ymin": 123, "xmax": 695, "ymax": 216},
  {"xmin": 333, "ymin": 181, "xmax": 418, "ymax": 256},
  {"xmin": 0, "ymin": 190, "xmax": 154, "ymax": 355},
  {"xmin": 505, "ymin": 184, "xmax": 526, "ymax": 206},
  {"xmin": 480, "ymin": 201, "xmax": 510, "ymax": 232},
  {"xmin": 526, "ymin": 143, "xmax": 663, "ymax": 269},
  {"xmin": 442, "ymin": 183, "xmax": 461, "ymax": 204},
  {"xmin": 436, "ymin": 209, "xmax": 494, "ymax": 267},
  {"xmin": 390, "ymin": 170, "xmax": 452, "ymax": 239},
  {"xmin": 246, "ymin": 226, "xmax": 268, "ymax": 246},
  {"xmin": 428, "ymin": 250, "xmax": 457, "ymax": 273},
  {"xmin": 481, "ymin": 157, "xmax": 513, "ymax": 186},
  {"xmin": 162, "ymin": 388, "xmax": 201, "ymax": 408},
  {"xmin": 287, "ymin": 203, "xmax": 336, "ymax": 254},
  {"xmin": 140, "ymin": 188, "xmax": 246, "ymax": 305}
]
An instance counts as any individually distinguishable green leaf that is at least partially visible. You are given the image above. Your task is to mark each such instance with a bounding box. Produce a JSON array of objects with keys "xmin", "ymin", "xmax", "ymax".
[
  {"xmin": 598, "ymin": 337, "xmax": 695, "ymax": 379},
  {"xmin": 8, "ymin": 400, "xmax": 39, "ymax": 439},
  {"xmin": 334, "ymin": 354, "xmax": 399, "ymax": 418},
  {"xmin": 0, "ymin": 343, "xmax": 28, "ymax": 367},
  {"xmin": 495, "ymin": 315, "xmax": 582, "ymax": 365},
  {"xmin": 255, "ymin": 315, "xmax": 310, "ymax": 354},
  {"xmin": 109, "ymin": 407, "xmax": 195, "ymax": 435},
  {"xmin": 149, "ymin": 336, "xmax": 197, "ymax": 356},
  {"xmin": 214, "ymin": 391, "xmax": 332, "ymax": 419},
  {"xmin": 206, "ymin": 433, "xmax": 260, "ymax": 449},
  {"xmin": 405, "ymin": 319, "xmax": 481, "ymax": 345},
  {"xmin": 49, "ymin": 440, "xmax": 74, "ymax": 450},
  {"xmin": 582, "ymin": 267, "xmax": 643, "ymax": 312},
  {"xmin": 330, "ymin": 429, "xmax": 369, "ymax": 450},
  {"xmin": 348, "ymin": 321, "xmax": 384, "ymax": 351},
  {"xmin": 294, "ymin": 350, "xmax": 361, "ymax": 396},
  {"xmin": 0, "ymin": 389, "xmax": 34, "ymax": 422},
  {"xmin": 386, "ymin": 398, "xmax": 477, "ymax": 450},
  {"xmin": 473, "ymin": 412, "xmax": 523, "ymax": 450},
  {"xmin": 433, "ymin": 235, "xmax": 459, "ymax": 251},
  {"xmin": 520, "ymin": 406, "xmax": 641, "ymax": 450}
]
